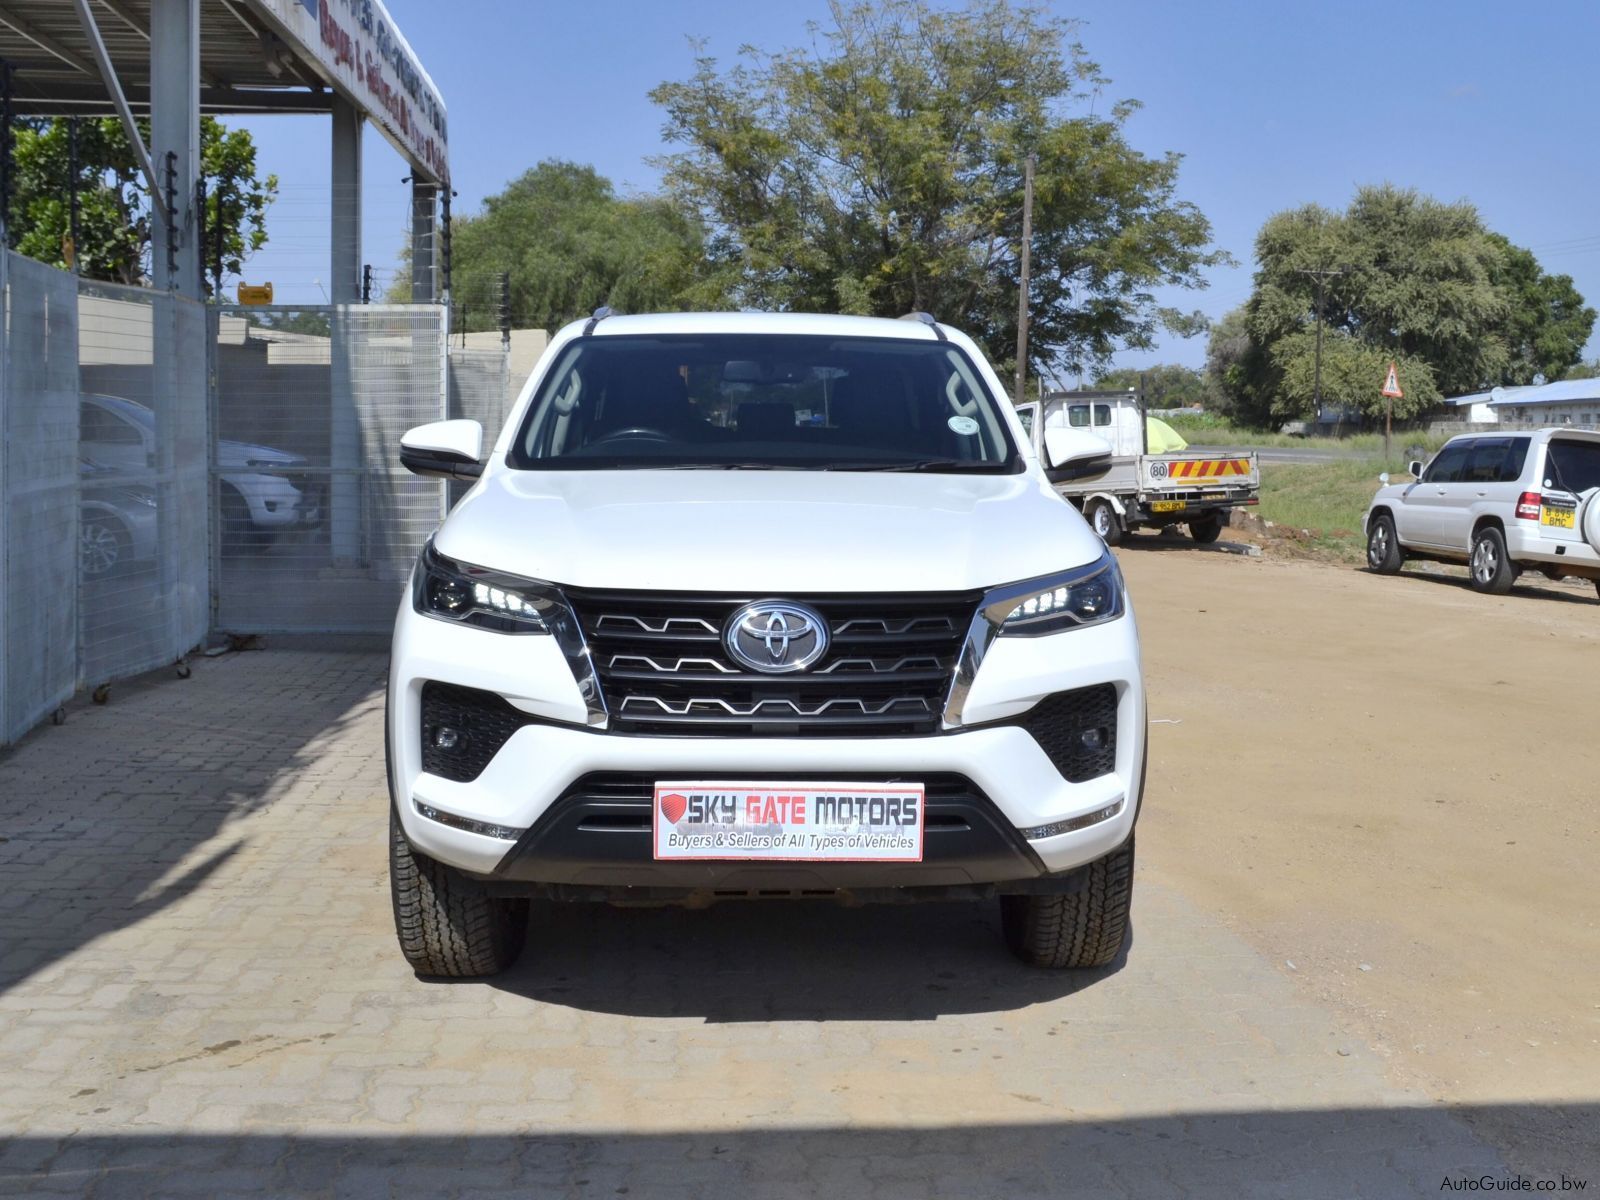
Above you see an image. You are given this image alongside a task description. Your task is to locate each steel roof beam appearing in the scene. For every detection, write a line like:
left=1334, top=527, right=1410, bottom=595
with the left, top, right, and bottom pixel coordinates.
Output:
left=0, top=3, right=97, bottom=74
left=70, top=0, right=168, bottom=225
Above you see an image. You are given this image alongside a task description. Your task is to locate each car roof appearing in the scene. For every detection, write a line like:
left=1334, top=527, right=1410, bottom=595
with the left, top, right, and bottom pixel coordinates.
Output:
left=562, top=311, right=947, bottom=342
left=1445, top=427, right=1600, bottom=445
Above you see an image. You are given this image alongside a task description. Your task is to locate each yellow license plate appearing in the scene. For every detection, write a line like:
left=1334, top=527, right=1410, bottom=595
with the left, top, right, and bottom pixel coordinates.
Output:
left=1151, top=500, right=1187, bottom=513
left=1541, top=507, right=1575, bottom=529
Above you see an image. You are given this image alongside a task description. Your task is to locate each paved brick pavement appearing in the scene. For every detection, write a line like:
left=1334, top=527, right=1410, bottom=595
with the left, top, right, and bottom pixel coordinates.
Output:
left=0, top=645, right=1521, bottom=1198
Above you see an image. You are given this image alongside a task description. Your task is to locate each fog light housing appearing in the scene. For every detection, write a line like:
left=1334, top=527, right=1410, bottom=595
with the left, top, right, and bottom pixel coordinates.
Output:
left=1018, top=797, right=1125, bottom=841
left=431, top=725, right=463, bottom=751
left=1078, top=726, right=1107, bottom=752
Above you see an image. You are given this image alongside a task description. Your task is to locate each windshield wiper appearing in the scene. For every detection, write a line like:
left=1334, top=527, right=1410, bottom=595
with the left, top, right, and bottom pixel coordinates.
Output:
left=826, top=459, right=1001, bottom=472
left=647, top=462, right=785, bottom=470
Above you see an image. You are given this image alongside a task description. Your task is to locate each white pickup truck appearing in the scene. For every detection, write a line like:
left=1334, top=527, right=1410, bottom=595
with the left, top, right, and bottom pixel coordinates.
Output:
left=1015, top=391, right=1260, bottom=544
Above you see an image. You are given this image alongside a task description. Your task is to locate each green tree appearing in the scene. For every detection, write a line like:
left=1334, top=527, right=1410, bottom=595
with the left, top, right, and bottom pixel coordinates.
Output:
left=1093, top=363, right=1206, bottom=408
left=1562, top=359, right=1600, bottom=380
left=425, top=161, right=714, bottom=331
left=649, top=0, right=1228, bottom=376
left=1224, top=184, right=1600, bottom=424
left=1484, top=233, right=1595, bottom=385
left=1202, top=305, right=1259, bottom=420
left=9, top=117, right=276, bottom=293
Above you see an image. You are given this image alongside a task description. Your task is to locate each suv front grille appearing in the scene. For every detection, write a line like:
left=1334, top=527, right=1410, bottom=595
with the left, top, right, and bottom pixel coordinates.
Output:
left=563, top=588, right=981, bottom=736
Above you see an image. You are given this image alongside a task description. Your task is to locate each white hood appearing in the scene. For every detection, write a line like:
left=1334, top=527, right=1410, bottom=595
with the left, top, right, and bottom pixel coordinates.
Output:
left=435, top=468, right=1102, bottom=593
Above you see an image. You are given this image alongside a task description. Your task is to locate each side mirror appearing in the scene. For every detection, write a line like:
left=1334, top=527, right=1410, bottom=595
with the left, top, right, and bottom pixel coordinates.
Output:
left=1408, top=460, right=1424, bottom=480
left=400, top=419, right=484, bottom=480
left=1043, top=428, right=1113, bottom=483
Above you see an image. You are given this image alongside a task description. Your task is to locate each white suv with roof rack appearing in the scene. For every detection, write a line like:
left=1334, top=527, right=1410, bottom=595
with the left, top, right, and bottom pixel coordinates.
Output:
left=1363, top=428, right=1600, bottom=597
left=386, top=310, right=1146, bottom=977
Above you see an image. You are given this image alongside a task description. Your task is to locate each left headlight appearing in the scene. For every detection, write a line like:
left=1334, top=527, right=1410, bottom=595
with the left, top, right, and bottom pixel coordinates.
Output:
left=413, top=539, right=556, bottom=634
left=992, top=553, right=1125, bottom=637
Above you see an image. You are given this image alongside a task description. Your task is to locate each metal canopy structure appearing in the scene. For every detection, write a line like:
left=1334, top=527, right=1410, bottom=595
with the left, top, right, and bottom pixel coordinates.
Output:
left=0, top=0, right=449, bottom=302
left=0, top=0, right=338, bottom=113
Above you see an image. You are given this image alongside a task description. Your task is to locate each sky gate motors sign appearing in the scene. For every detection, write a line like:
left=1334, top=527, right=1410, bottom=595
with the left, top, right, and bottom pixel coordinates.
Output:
left=653, top=782, right=925, bottom=862
left=257, top=0, right=449, bottom=183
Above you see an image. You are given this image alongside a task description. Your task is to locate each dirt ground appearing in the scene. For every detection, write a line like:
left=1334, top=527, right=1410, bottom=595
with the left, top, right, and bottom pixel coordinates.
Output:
left=1121, top=538, right=1600, bottom=1173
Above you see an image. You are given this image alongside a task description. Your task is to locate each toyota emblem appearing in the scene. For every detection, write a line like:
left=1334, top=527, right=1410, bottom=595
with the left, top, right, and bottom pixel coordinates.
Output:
left=723, top=601, right=829, bottom=674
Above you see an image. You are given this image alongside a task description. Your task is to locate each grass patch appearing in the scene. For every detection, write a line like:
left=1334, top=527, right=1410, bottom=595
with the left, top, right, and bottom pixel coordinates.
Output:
left=1256, top=458, right=1410, bottom=560
left=1164, top=413, right=1451, bottom=456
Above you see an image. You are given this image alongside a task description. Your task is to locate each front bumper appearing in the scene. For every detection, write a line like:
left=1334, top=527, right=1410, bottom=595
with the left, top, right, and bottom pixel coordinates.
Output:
left=389, top=594, right=1145, bottom=887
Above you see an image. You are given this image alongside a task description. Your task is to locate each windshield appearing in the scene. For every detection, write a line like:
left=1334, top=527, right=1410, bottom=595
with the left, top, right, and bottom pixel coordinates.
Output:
left=508, top=333, right=1021, bottom=472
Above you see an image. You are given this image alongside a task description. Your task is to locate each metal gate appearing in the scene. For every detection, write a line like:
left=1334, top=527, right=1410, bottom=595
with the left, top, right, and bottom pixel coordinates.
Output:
left=211, top=304, right=456, bottom=634
left=0, top=253, right=79, bottom=743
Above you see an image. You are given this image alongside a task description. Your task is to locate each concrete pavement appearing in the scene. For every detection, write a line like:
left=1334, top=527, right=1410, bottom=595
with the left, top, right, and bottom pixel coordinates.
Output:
left=0, top=644, right=1516, bottom=1198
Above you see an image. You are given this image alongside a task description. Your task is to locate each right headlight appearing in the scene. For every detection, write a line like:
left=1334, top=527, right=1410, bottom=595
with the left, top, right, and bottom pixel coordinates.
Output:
left=992, top=553, right=1125, bottom=637
left=413, top=539, right=558, bottom=634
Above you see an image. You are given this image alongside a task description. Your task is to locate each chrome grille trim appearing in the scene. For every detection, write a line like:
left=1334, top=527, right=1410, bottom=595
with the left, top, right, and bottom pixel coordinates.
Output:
left=608, top=654, right=736, bottom=674
left=565, top=586, right=982, bottom=736
left=618, top=695, right=931, bottom=719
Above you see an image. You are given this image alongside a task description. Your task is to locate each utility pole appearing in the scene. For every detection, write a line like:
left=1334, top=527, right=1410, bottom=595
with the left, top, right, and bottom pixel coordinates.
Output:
left=1014, top=154, right=1035, bottom=404
left=1294, top=266, right=1347, bottom=422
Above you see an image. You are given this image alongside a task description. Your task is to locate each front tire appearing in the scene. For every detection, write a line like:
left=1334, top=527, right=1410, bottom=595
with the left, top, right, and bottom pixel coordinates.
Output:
left=1085, top=498, right=1123, bottom=547
left=1001, top=835, right=1134, bottom=969
left=1469, top=526, right=1515, bottom=595
left=390, top=807, right=528, bottom=978
left=1366, top=514, right=1404, bottom=574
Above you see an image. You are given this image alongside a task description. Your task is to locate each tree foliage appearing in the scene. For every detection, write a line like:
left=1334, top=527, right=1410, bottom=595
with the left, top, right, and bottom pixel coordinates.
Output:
left=1214, top=185, right=1595, bottom=426
left=9, top=117, right=276, bottom=292
left=432, top=161, right=715, bottom=331
left=1093, top=363, right=1206, bottom=408
left=1484, top=233, right=1595, bottom=385
left=649, top=0, right=1227, bottom=376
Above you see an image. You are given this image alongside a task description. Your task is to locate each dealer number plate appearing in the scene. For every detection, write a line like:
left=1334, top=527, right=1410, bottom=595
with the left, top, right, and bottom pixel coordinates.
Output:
left=1151, top=499, right=1187, bottom=513
left=653, top=781, right=925, bottom=862
left=1541, top=506, right=1575, bottom=529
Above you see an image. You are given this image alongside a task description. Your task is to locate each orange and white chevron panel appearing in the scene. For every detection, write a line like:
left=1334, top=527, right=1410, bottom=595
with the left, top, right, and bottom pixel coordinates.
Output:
left=1164, top=458, right=1250, bottom=480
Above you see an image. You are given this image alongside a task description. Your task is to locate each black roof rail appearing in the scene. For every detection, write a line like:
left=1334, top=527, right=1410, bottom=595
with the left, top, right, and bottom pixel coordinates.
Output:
left=898, top=311, right=947, bottom=341
left=582, top=305, right=617, bottom=336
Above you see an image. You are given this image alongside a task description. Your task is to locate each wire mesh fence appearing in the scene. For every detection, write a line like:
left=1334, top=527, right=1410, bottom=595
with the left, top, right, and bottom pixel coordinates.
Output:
left=1, top=252, right=80, bottom=744
left=211, top=305, right=452, bottom=634
left=77, top=281, right=210, bottom=688
left=1, top=261, right=487, bottom=744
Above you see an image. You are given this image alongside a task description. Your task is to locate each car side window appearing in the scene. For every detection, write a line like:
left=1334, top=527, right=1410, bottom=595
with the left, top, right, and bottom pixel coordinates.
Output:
left=1093, top=404, right=1111, bottom=427
left=81, top=404, right=143, bottom=445
left=1067, top=404, right=1090, bottom=428
left=1501, top=437, right=1530, bottom=482
left=1423, top=442, right=1469, bottom=483
left=1463, top=439, right=1510, bottom=484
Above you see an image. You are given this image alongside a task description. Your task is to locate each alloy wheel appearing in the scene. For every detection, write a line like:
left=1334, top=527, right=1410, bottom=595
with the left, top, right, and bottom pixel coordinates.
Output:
left=81, top=521, right=121, bottom=577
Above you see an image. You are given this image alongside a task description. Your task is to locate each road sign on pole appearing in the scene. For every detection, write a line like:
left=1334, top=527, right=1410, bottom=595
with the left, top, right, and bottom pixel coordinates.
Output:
left=1381, top=361, right=1403, bottom=461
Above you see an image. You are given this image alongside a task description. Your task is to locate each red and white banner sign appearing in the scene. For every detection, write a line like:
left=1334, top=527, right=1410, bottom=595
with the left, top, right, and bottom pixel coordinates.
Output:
left=653, top=782, right=925, bottom=862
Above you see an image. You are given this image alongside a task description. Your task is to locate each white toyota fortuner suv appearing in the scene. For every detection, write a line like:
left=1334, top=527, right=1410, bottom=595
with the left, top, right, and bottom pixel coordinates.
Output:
left=388, top=311, right=1145, bottom=977
left=1363, top=428, right=1600, bottom=597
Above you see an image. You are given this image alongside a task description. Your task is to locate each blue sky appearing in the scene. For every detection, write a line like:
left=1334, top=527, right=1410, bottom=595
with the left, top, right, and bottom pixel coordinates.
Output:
left=237, top=0, right=1600, bottom=372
